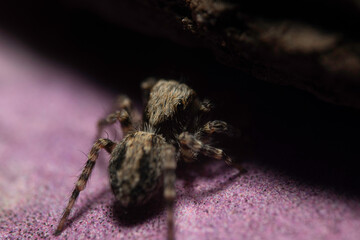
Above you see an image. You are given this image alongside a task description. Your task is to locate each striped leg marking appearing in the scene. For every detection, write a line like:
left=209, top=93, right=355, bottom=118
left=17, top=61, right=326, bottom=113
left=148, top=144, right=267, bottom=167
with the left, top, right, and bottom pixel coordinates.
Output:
left=54, top=138, right=115, bottom=235
left=195, top=120, right=229, bottom=142
left=96, top=109, right=134, bottom=138
left=179, top=132, right=232, bottom=166
left=162, top=145, right=177, bottom=240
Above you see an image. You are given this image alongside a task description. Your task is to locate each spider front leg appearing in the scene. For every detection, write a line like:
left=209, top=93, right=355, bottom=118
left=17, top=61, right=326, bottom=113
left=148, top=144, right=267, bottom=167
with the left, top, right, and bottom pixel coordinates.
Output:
left=96, top=95, right=137, bottom=138
left=162, top=145, right=177, bottom=240
left=179, top=132, right=244, bottom=171
left=199, top=99, right=213, bottom=113
left=179, top=132, right=234, bottom=165
left=140, top=77, right=157, bottom=106
left=113, top=94, right=133, bottom=113
left=54, top=138, right=116, bottom=235
left=196, top=120, right=240, bottom=141
left=195, top=120, right=229, bottom=143
left=96, top=109, right=134, bottom=138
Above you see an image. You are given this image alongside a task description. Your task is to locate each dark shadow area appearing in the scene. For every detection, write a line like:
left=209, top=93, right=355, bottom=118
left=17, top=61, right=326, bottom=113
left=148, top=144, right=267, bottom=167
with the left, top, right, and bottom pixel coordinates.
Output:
left=199, top=67, right=360, bottom=196
left=1, top=2, right=360, bottom=199
left=226, top=0, right=360, bottom=40
left=176, top=159, right=244, bottom=201
left=109, top=160, right=243, bottom=227
left=110, top=191, right=164, bottom=227
left=0, top=1, right=209, bottom=98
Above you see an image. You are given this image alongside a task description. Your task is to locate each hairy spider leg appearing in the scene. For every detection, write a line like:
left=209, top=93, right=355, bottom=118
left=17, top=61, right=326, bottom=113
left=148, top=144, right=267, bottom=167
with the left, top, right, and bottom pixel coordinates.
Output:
left=97, top=108, right=134, bottom=139
left=178, top=132, right=232, bottom=166
left=113, top=94, right=133, bottom=112
left=96, top=94, right=136, bottom=138
left=140, top=77, right=157, bottom=106
left=162, top=145, right=177, bottom=240
left=195, top=120, right=230, bottom=143
left=55, top=138, right=116, bottom=235
left=199, top=99, right=213, bottom=113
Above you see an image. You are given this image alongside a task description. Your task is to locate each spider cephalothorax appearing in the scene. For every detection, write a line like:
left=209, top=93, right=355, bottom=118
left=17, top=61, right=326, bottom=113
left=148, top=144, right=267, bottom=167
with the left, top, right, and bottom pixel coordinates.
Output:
left=55, top=79, right=240, bottom=240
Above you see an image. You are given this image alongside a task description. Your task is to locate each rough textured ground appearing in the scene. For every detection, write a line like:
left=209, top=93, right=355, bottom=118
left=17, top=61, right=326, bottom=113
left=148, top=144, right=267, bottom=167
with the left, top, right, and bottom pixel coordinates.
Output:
left=1, top=35, right=360, bottom=240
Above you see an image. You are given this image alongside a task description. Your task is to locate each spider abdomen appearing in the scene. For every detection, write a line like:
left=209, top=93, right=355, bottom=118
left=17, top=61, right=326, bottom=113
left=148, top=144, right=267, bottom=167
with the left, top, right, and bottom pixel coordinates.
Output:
left=108, top=131, right=165, bottom=207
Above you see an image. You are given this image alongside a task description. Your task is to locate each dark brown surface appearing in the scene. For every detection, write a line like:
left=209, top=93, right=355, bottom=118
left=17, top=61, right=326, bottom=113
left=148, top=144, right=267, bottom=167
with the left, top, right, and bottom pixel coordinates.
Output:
left=61, top=0, right=360, bottom=109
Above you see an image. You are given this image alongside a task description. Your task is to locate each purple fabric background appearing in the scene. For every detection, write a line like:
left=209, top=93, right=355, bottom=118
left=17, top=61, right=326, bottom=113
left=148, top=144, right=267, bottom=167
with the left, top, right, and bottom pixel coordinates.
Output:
left=1, top=35, right=360, bottom=240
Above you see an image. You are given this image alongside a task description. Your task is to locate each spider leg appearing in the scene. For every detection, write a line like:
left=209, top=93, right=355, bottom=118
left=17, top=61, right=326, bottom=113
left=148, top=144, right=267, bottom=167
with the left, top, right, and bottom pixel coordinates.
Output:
left=190, top=99, right=214, bottom=132
left=199, top=99, right=213, bottom=113
left=195, top=120, right=229, bottom=143
left=54, top=138, right=116, bottom=236
left=162, top=145, right=177, bottom=240
left=140, top=77, right=157, bottom=106
left=96, top=109, right=134, bottom=138
left=96, top=95, right=138, bottom=138
left=179, top=132, right=233, bottom=166
left=113, top=94, right=133, bottom=113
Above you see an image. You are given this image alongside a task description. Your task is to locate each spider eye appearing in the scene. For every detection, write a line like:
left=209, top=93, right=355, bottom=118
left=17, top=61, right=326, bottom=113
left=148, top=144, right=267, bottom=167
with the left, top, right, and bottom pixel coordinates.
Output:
left=177, top=102, right=184, bottom=110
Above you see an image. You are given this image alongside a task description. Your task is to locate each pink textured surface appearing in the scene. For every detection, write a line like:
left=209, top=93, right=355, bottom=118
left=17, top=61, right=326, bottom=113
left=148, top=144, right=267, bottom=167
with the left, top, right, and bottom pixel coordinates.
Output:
left=1, top=35, right=360, bottom=240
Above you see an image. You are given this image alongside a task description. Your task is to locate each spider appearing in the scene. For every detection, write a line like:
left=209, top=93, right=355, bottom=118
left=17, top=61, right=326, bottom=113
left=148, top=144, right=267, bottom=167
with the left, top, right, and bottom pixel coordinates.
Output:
left=55, top=78, right=241, bottom=240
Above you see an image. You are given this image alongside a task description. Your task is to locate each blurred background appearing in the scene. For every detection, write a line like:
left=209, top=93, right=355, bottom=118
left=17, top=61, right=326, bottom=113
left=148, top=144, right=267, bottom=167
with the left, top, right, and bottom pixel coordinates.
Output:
left=1, top=0, right=359, bottom=192
left=1, top=1, right=360, bottom=238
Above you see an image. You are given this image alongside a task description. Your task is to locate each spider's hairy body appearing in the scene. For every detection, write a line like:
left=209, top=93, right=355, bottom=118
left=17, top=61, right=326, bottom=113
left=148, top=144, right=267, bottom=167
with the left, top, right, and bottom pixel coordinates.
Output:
left=145, top=80, right=195, bottom=124
left=144, top=80, right=201, bottom=141
left=55, top=79, right=240, bottom=240
left=108, top=131, right=167, bottom=207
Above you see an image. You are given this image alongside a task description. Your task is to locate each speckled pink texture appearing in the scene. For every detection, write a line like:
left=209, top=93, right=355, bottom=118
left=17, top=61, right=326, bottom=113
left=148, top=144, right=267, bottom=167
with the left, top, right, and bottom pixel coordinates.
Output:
left=1, top=35, right=360, bottom=240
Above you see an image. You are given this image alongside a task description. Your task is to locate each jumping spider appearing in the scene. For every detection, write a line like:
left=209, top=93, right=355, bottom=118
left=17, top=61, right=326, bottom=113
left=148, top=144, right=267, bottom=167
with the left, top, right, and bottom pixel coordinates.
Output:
left=55, top=79, right=241, bottom=240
